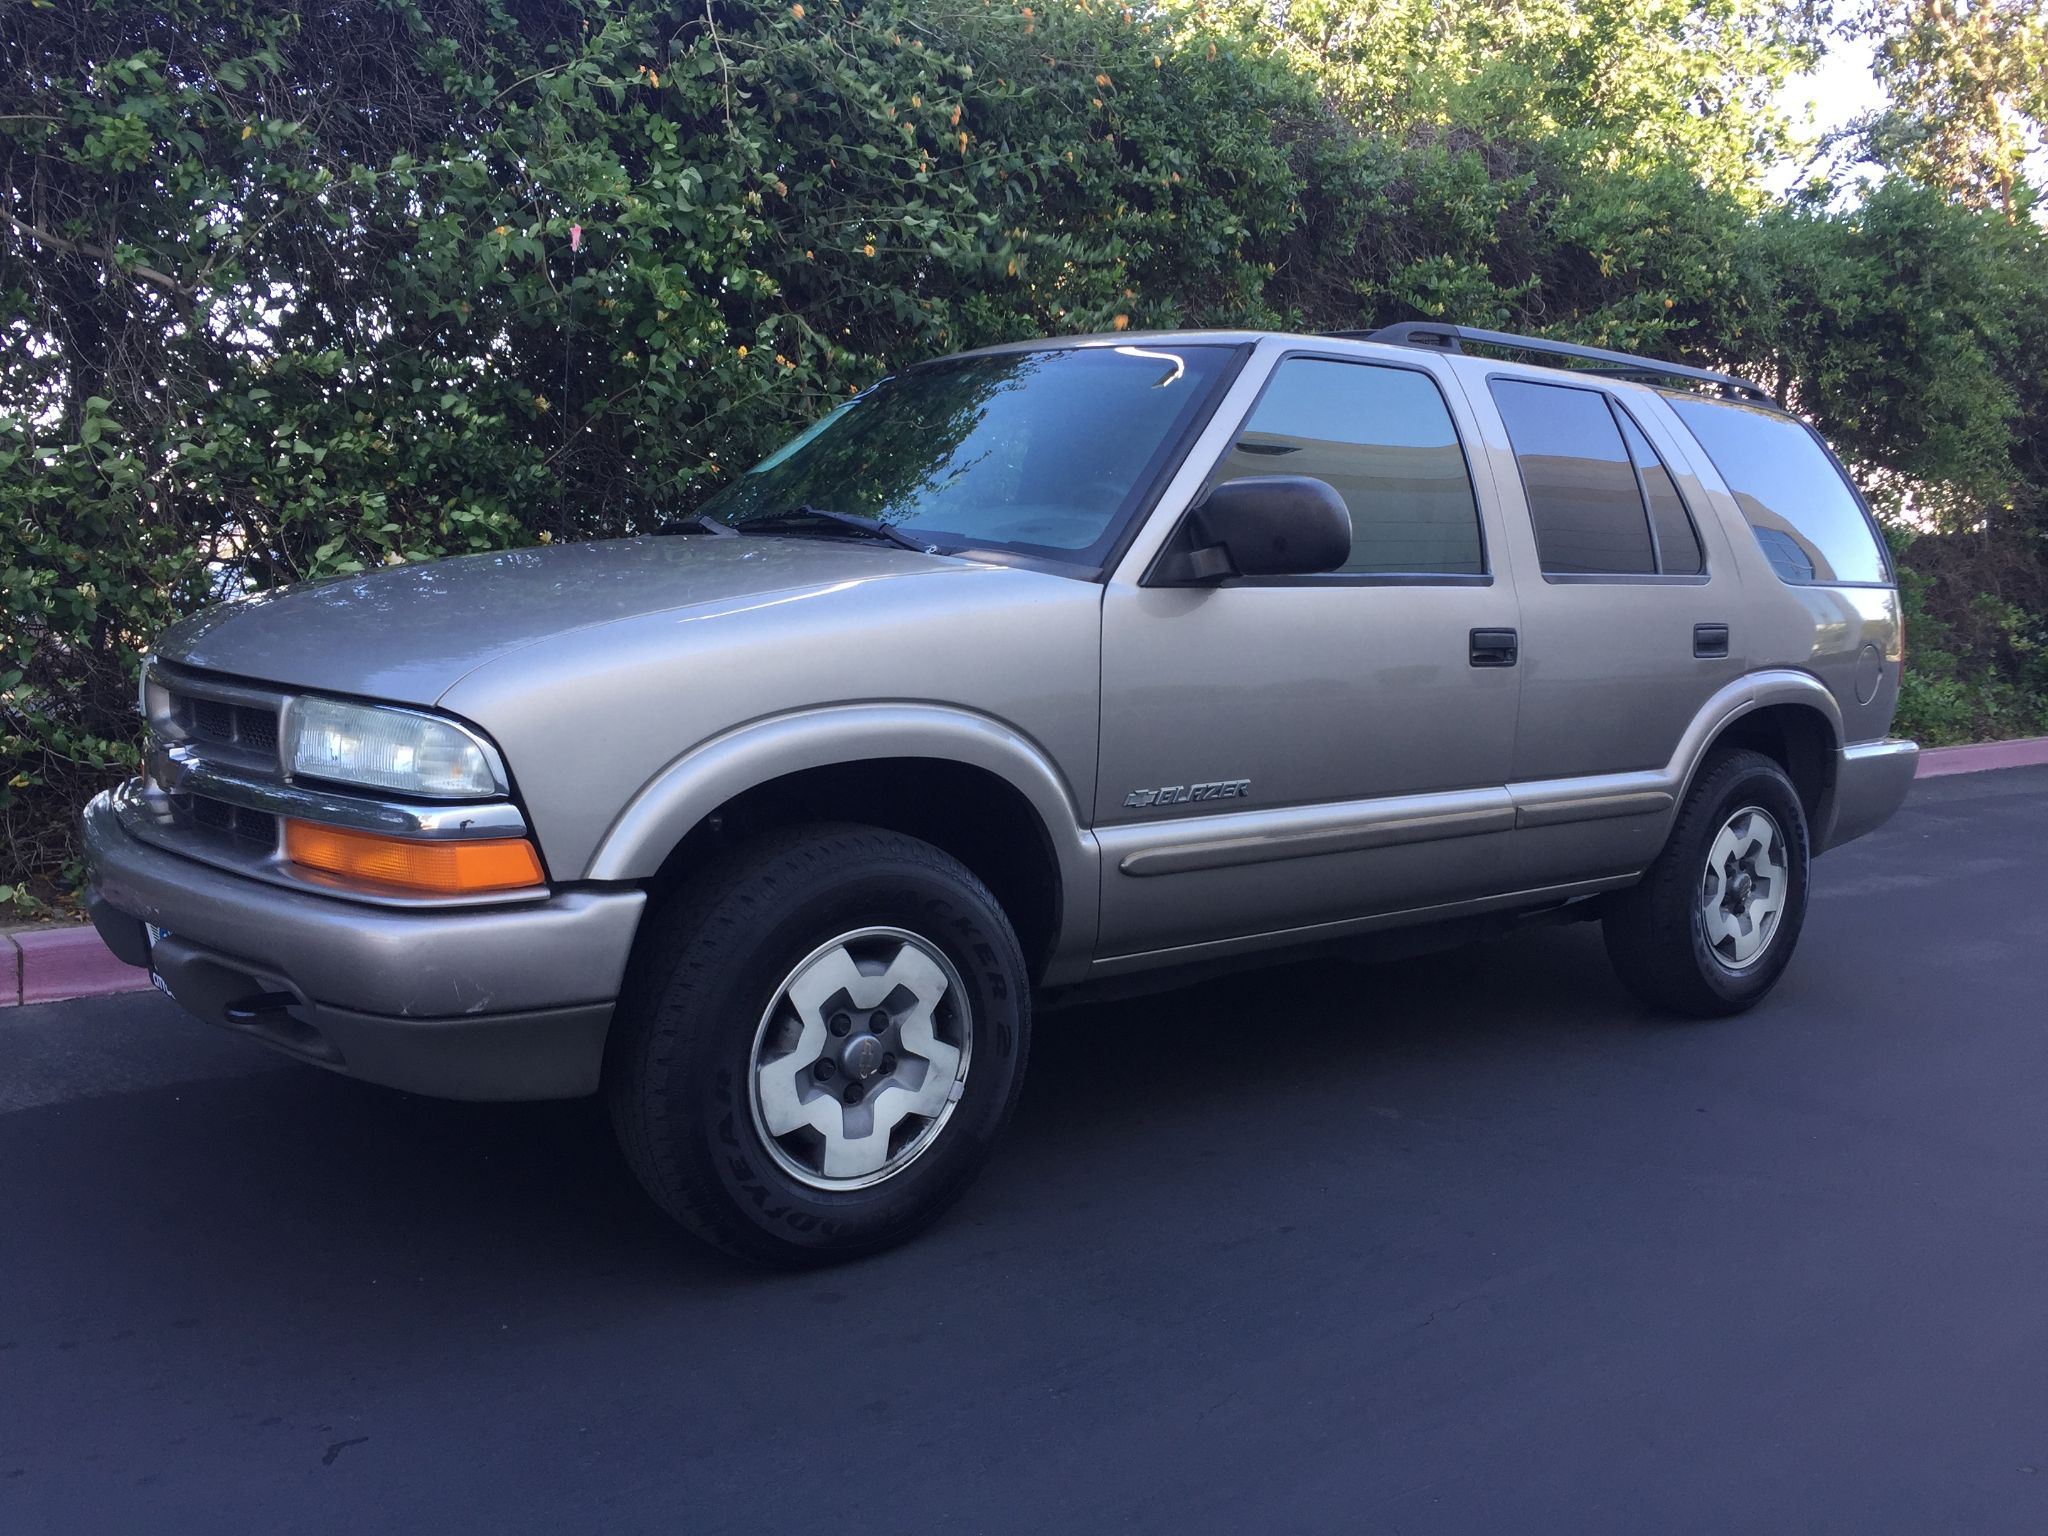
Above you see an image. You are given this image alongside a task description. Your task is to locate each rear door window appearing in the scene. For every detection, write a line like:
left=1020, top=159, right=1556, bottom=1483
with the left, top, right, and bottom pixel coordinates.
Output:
left=1214, top=358, right=1484, bottom=575
left=1665, top=397, right=1888, bottom=585
left=1614, top=408, right=1704, bottom=576
left=1489, top=380, right=1655, bottom=574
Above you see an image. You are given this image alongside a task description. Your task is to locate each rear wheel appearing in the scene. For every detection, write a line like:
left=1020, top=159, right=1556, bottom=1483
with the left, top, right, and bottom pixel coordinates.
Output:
left=607, top=823, right=1031, bottom=1265
left=1603, top=749, right=1810, bottom=1017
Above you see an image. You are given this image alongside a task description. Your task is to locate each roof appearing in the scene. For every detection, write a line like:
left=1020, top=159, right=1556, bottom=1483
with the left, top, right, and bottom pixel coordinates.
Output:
left=940, top=324, right=1775, bottom=407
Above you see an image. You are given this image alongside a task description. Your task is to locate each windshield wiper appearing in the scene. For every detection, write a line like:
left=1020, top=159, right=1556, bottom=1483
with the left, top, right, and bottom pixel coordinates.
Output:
left=653, top=513, right=738, bottom=537
left=744, top=505, right=936, bottom=554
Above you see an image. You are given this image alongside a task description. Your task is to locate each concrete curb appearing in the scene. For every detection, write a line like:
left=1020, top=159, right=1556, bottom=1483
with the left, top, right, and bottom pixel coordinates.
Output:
left=1914, top=736, right=2048, bottom=779
left=1, top=923, right=149, bottom=1009
left=6, top=735, right=2044, bottom=1009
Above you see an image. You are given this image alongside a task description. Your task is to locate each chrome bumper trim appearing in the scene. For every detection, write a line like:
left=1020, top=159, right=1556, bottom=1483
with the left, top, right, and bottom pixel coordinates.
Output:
left=117, top=776, right=546, bottom=910
left=83, top=788, right=644, bottom=1019
left=145, top=744, right=528, bottom=839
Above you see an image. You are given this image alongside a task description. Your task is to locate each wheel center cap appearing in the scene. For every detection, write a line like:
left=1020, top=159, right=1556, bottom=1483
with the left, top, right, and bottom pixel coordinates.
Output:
left=1730, top=873, right=1754, bottom=909
left=839, top=1033, right=886, bottom=1081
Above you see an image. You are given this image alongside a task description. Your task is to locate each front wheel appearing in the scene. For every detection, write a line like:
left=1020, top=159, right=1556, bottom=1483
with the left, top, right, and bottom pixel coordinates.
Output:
left=606, top=824, right=1031, bottom=1266
left=1603, top=749, right=1811, bottom=1017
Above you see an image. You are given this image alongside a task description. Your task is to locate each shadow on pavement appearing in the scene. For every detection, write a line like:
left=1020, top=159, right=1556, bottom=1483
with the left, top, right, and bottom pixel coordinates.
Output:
left=7, top=921, right=1634, bottom=1303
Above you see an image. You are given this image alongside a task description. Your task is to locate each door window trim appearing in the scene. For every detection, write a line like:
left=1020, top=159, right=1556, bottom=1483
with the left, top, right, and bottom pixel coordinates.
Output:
left=1077, top=341, right=1259, bottom=583
left=1610, top=397, right=1709, bottom=580
left=1143, top=347, right=1495, bottom=588
left=1482, top=370, right=1716, bottom=587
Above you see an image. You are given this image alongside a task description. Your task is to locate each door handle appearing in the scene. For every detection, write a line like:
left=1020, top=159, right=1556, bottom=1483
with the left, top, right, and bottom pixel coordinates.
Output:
left=1469, top=628, right=1519, bottom=668
left=1694, top=623, right=1730, bottom=659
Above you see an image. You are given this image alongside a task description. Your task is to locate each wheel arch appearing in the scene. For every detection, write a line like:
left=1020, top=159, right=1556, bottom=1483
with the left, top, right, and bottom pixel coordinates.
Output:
left=585, top=705, right=1099, bottom=984
left=1678, top=671, right=1843, bottom=836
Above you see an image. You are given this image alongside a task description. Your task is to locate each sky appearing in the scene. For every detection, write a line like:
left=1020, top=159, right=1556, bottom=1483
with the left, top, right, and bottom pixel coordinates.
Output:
left=1784, top=30, right=1886, bottom=134
left=1767, top=26, right=1885, bottom=195
left=1769, top=12, right=2048, bottom=202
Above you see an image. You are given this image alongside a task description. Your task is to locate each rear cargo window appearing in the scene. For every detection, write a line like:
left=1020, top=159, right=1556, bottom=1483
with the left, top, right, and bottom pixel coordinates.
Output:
left=1665, top=398, right=1887, bottom=585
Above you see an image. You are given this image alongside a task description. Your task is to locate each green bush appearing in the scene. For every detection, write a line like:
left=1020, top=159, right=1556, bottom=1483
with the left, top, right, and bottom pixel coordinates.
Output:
left=4, top=0, right=2046, bottom=910
left=1, top=0, right=1318, bottom=905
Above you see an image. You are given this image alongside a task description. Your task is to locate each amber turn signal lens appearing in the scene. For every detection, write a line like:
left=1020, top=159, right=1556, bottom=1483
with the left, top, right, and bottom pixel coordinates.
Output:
left=283, top=820, right=544, bottom=896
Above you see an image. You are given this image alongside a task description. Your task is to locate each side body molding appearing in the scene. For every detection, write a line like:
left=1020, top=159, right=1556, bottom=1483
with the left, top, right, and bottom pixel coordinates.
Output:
left=1506, top=669, right=1845, bottom=825
left=583, top=704, right=1101, bottom=985
left=1091, top=668, right=1848, bottom=977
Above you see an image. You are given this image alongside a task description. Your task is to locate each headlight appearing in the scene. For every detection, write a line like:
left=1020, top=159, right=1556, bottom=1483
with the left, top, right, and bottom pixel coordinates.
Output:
left=285, top=697, right=506, bottom=799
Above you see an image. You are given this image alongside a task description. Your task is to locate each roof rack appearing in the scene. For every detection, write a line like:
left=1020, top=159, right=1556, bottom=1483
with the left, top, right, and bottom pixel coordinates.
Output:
left=1330, top=322, right=1774, bottom=405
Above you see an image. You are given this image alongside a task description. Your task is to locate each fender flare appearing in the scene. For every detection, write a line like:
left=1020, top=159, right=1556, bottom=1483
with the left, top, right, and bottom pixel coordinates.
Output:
left=1668, top=669, right=1843, bottom=806
left=583, top=703, right=1101, bottom=983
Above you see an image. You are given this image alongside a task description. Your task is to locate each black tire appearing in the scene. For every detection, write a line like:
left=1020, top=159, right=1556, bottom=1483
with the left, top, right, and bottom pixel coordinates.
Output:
left=606, top=823, right=1031, bottom=1266
left=1603, top=749, right=1811, bottom=1017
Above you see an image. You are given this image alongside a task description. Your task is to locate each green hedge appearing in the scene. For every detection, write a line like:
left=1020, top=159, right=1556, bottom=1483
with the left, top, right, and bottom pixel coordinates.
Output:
left=4, top=0, right=2045, bottom=910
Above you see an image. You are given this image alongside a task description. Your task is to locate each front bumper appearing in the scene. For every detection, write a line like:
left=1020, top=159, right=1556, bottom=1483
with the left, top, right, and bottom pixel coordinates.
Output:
left=83, top=786, right=646, bottom=1099
left=1818, top=738, right=1919, bottom=853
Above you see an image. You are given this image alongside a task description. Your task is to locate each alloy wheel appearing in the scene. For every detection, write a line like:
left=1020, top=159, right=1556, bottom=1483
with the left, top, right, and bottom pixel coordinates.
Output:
left=1699, top=805, right=1789, bottom=969
left=747, top=926, right=972, bottom=1191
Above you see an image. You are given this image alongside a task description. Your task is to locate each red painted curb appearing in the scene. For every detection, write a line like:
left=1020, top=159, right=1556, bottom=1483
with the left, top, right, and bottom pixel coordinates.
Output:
left=1915, top=736, right=2048, bottom=779
left=5, top=924, right=150, bottom=1008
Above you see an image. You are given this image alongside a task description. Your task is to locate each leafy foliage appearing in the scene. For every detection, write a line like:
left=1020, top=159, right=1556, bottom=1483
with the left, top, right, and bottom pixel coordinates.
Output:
left=3, top=0, right=2046, bottom=908
left=1854, top=0, right=2047, bottom=219
left=1200, top=0, right=1828, bottom=196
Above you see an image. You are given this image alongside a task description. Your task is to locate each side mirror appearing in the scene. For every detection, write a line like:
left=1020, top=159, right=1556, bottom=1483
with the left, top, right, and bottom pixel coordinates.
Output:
left=1154, top=475, right=1352, bottom=583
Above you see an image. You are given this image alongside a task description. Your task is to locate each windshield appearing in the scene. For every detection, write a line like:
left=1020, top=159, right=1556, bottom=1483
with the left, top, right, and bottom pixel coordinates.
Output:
left=698, top=344, right=1239, bottom=564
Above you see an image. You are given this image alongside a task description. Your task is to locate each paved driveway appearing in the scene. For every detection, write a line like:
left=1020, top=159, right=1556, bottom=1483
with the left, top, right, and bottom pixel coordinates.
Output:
left=4, top=767, right=2046, bottom=1534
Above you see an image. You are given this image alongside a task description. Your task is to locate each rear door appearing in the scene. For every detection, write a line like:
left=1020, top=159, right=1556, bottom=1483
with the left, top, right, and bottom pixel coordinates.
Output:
left=1457, top=369, right=1745, bottom=882
left=1093, top=348, right=1522, bottom=962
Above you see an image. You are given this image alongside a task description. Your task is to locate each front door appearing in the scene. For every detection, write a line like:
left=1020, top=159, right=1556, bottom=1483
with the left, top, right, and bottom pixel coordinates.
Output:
left=1093, top=351, right=1522, bottom=963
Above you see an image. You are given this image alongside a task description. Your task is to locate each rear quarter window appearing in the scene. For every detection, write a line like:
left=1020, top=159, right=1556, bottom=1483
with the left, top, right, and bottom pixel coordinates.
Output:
left=1666, top=398, right=1888, bottom=585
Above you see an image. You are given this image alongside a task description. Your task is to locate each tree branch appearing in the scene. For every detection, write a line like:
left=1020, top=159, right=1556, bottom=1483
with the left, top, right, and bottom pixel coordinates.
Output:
left=2, top=210, right=196, bottom=299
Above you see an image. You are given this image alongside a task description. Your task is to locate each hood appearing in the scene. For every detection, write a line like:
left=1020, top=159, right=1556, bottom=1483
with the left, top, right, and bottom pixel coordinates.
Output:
left=155, top=535, right=972, bottom=706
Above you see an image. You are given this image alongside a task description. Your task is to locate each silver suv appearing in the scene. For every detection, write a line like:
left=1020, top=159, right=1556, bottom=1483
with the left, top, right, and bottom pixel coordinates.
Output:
left=84, top=324, right=1918, bottom=1263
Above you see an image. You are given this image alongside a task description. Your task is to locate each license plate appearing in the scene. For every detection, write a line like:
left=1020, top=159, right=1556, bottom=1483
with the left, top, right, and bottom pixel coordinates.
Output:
left=146, top=925, right=172, bottom=995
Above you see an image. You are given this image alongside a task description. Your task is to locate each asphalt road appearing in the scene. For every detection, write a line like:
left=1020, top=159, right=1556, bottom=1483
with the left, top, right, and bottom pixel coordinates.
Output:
left=5, top=766, right=2047, bottom=1535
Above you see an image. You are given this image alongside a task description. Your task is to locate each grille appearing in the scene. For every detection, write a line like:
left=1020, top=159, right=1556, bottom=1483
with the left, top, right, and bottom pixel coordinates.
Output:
left=236, top=708, right=278, bottom=753
left=143, top=667, right=290, bottom=857
left=191, top=696, right=232, bottom=740
left=177, top=692, right=281, bottom=756
left=178, top=792, right=279, bottom=850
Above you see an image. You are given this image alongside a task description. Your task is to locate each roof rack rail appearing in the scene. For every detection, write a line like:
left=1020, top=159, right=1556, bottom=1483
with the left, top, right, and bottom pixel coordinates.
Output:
left=1331, top=322, right=1774, bottom=405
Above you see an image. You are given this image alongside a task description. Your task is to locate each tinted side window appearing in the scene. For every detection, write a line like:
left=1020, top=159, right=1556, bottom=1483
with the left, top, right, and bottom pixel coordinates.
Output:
left=1215, top=359, right=1483, bottom=575
left=1615, top=409, right=1704, bottom=575
left=1490, top=379, right=1654, bottom=574
left=1666, top=398, right=1887, bottom=585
